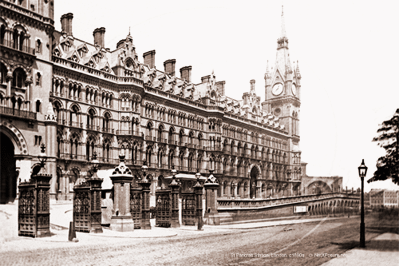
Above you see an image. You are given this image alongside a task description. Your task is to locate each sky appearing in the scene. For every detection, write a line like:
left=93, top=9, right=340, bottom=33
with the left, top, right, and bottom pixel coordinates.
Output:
left=54, top=0, right=399, bottom=192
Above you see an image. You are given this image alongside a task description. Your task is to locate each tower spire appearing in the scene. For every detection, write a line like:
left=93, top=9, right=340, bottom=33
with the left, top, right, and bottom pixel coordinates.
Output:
left=281, top=5, right=286, bottom=38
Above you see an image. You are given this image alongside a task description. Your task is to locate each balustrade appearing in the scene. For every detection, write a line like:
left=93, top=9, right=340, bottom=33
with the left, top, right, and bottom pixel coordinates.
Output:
left=217, top=192, right=360, bottom=210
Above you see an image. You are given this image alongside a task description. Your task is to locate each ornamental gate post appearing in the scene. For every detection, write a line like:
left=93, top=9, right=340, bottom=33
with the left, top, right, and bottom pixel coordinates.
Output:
left=88, top=178, right=103, bottom=233
left=139, top=181, right=151, bottom=229
left=18, top=174, right=51, bottom=237
left=109, top=155, right=134, bottom=232
left=204, top=170, right=220, bottom=225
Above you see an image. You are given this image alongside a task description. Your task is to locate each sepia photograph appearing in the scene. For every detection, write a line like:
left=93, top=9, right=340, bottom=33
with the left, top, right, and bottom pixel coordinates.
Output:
left=0, top=0, right=398, bottom=265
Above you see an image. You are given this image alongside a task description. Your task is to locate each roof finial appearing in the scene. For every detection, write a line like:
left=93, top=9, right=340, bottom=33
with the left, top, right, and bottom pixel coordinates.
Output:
left=129, top=26, right=131, bottom=35
left=282, top=5, right=284, bottom=16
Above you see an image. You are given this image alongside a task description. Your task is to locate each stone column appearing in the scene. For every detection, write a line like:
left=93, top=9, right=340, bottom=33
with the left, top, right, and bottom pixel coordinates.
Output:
left=6, top=71, right=12, bottom=108
left=109, top=155, right=134, bottom=232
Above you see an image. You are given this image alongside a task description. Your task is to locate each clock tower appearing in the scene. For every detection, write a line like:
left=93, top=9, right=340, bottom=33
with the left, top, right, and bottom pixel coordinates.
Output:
left=262, top=6, right=302, bottom=161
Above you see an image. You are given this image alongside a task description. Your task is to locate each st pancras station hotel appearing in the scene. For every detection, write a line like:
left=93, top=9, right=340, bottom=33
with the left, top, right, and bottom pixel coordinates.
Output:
left=0, top=0, right=343, bottom=212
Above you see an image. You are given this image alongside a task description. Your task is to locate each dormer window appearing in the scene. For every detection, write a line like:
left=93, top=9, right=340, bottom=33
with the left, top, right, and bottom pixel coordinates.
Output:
left=77, top=45, right=88, bottom=57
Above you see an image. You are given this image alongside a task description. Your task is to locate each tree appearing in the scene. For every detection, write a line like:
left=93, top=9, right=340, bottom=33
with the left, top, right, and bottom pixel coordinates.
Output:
left=368, top=108, right=399, bottom=185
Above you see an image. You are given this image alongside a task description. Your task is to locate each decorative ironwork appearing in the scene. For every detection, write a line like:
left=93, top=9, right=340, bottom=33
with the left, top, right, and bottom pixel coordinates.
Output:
left=18, top=174, right=51, bottom=237
left=182, top=193, right=196, bottom=225
left=74, top=187, right=91, bottom=232
left=155, top=190, right=171, bottom=227
left=130, top=188, right=142, bottom=229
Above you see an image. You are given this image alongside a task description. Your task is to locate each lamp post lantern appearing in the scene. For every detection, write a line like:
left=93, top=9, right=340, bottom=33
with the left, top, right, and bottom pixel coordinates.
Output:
left=91, top=151, right=100, bottom=179
left=358, top=159, right=368, bottom=248
left=38, top=143, right=48, bottom=174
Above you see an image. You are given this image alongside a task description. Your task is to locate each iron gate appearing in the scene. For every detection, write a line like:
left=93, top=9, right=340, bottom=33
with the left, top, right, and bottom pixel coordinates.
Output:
left=18, top=174, right=51, bottom=237
left=182, top=193, right=196, bottom=225
left=73, top=185, right=91, bottom=232
left=155, top=190, right=171, bottom=227
left=130, top=188, right=142, bottom=229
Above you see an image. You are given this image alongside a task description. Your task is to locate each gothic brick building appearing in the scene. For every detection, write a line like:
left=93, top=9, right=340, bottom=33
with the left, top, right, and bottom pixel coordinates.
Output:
left=0, top=1, right=306, bottom=204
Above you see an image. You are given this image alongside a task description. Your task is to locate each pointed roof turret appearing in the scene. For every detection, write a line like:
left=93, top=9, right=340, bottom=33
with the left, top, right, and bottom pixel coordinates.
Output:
left=296, top=60, right=301, bottom=78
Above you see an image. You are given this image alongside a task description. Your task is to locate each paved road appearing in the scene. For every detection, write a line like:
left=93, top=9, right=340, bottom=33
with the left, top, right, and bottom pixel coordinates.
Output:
left=0, top=216, right=385, bottom=266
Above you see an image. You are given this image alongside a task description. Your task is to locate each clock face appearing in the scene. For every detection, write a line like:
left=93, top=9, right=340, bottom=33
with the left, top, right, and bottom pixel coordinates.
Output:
left=272, top=83, right=283, bottom=96
left=292, top=84, right=297, bottom=96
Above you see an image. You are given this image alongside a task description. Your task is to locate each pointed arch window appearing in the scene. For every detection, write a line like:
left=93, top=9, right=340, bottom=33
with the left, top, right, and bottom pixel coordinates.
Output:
left=168, top=150, right=174, bottom=169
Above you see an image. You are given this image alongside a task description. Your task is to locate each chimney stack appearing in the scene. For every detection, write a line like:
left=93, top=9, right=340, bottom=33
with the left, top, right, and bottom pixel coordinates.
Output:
left=60, top=13, right=74, bottom=36
left=216, top=81, right=226, bottom=96
left=143, top=50, right=156, bottom=69
left=250, top=79, right=256, bottom=92
left=180, top=66, right=192, bottom=82
left=163, top=59, right=176, bottom=76
left=93, top=27, right=106, bottom=47
left=201, top=75, right=210, bottom=83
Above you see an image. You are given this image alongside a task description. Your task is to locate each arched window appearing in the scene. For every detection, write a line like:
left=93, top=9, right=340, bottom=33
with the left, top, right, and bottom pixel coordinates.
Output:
left=103, top=112, right=110, bottom=131
left=12, top=68, right=25, bottom=88
left=188, top=153, right=193, bottom=171
left=158, top=125, right=163, bottom=142
left=158, top=149, right=163, bottom=168
left=168, top=150, right=174, bottom=169
left=179, top=130, right=184, bottom=146
left=87, top=109, right=95, bottom=129
left=146, top=146, right=152, bottom=166
left=103, top=142, right=110, bottom=162
left=169, top=127, right=174, bottom=144
left=70, top=105, right=79, bottom=126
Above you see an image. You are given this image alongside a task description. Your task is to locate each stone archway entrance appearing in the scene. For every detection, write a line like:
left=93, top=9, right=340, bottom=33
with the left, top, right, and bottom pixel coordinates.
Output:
left=0, top=132, right=17, bottom=203
left=250, top=166, right=259, bottom=199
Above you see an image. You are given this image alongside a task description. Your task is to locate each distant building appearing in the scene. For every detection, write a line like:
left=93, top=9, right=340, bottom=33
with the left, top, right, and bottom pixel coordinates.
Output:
left=369, top=189, right=398, bottom=209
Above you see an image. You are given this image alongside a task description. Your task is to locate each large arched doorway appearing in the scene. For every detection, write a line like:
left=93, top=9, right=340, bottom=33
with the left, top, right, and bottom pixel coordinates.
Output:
left=0, top=132, right=17, bottom=204
left=250, top=166, right=259, bottom=199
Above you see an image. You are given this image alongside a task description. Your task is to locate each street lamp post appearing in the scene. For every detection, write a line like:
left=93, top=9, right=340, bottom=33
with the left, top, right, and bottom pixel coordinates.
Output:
left=358, top=159, right=368, bottom=248
left=194, top=170, right=204, bottom=230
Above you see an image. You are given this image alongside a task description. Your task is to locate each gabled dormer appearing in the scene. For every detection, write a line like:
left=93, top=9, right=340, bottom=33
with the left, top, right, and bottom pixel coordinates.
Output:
left=77, top=43, right=88, bottom=58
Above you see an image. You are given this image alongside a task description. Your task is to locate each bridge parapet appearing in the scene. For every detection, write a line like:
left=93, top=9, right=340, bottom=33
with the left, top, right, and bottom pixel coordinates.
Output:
left=217, top=192, right=359, bottom=210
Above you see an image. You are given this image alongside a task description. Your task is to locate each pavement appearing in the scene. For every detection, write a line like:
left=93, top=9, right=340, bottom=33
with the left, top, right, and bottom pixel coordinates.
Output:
left=1, top=201, right=398, bottom=265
